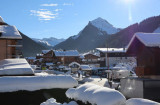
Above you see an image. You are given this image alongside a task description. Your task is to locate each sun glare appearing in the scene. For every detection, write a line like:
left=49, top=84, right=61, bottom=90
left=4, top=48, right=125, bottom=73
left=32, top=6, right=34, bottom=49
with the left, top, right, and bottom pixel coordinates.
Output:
left=124, top=0, right=134, bottom=4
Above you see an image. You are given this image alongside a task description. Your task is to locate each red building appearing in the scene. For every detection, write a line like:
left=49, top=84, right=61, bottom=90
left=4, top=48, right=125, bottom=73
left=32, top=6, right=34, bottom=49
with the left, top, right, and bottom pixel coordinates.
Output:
left=127, top=32, right=160, bottom=76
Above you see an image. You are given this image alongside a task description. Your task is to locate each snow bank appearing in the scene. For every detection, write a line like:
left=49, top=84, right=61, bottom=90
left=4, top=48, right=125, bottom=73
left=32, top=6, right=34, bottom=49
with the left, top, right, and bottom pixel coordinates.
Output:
left=0, top=59, right=34, bottom=76
left=126, top=98, right=160, bottom=105
left=0, top=75, right=78, bottom=92
left=40, top=98, right=78, bottom=105
left=66, top=83, right=126, bottom=105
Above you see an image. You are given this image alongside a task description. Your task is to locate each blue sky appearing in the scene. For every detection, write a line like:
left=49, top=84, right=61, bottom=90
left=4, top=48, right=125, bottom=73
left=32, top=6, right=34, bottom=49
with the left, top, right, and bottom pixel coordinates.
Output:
left=0, top=0, right=160, bottom=39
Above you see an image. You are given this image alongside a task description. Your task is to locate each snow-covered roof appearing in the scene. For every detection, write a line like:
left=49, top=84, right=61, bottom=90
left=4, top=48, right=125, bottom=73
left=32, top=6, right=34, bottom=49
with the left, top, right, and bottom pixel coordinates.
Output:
left=0, top=16, right=4, bottom=23
left=96, top=48, right=126, bottom=53
left=0, top=25, right=22, bottom=39
left=0, top=59, right=34, bottom=76
left=46, top=63, right=54, bottom=66
left=154, top=26, right=160, bottom=33
left=42, top=50, right=50, bottom=54
left=127, top=33, right=160, bottom=51
left=69, top=62, right=80, bottom=67
left=37, top=53, right=43, bottom=56
left=80, top=65, right=92, bottom=70
left=66, top=83, right=126, bottom=105
left=54, top=50, right=79, bottom=57
left=26, top=57, right=36, bottom=60
left=0, top=75, right=78, bottom=92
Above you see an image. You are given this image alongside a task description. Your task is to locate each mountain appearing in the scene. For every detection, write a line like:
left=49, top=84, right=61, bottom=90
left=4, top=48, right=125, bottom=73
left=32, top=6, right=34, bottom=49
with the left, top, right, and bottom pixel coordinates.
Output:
left=54, top=17, right=120, bottom=52
left=20, top=32, right=48, bottom=57
left=32, top=37, right=65, bottom=47
left=54, top=16, right=160, bottom=52
left=90, top=17, right=120, bottom=34
left=101, top=15, right=160, bottom=48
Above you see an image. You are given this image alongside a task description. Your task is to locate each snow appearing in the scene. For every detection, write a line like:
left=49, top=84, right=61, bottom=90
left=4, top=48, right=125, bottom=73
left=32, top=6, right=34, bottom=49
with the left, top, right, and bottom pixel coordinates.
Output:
left=69, top=62, right=80, bottom=67
left=81, top=77, right=110, bottom=87
left=126, top=98, right=160, bottom=105
left=153, top=26, right=160, bottom=33
left=32, top=37, right=65, bottom=47
left=127, top=32, right=160, bottom=50
left=90, top=17, right=119, bottom=34
left=26, top=57, right=36, bottom=60
left=0, top=16, right=4, bottom=23
left=79, top=65, right=91, bottom=70
left=54, top=50, right=79, bottom=57
left=96, top=48, right=126, bottom=53
left=0, top=59, right=34, bottom=75
left=42, top=50, right=50, bottom=54
left=66, top=83, right=126, bottom=105
left=0, top=25, right=22, bottom=39
left=46, top=63, right=54, bottom=66
left=0, top=75, right=78, bottom=92
left=40, top=98, right=78, bottom=105
left=71, top=35, right=80, bottom=40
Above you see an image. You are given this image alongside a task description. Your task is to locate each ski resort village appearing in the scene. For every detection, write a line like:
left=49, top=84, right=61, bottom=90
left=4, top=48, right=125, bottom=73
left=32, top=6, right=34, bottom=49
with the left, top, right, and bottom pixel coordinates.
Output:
left=0, top=0, right=160, bottom=105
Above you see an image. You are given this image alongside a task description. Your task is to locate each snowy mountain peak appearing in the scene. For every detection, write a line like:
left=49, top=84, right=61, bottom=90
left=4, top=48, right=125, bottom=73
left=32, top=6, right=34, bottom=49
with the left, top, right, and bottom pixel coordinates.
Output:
left=0, top=16, right=4, bottom=23
left=32, top=37, right=65, bottom=47
left=90, top=17, right=119, bottom=34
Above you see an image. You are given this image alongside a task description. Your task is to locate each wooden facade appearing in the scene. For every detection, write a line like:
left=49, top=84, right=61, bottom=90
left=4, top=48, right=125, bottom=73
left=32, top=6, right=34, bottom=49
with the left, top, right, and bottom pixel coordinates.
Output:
left=127, top=37, right=160, bottom=76
left=83, top=53, right=99, bottom=64
left=0, top=39, right=22, bottom=60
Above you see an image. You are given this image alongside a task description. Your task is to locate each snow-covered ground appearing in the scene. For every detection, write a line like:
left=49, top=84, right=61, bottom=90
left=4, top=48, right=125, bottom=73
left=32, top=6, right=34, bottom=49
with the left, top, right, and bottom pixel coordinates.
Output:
left=40, top=98, right=78, bottom=105
left=66, top=83, right=126, bottom=105
left=126, top=98, right=160, bottom=105
left=0, top=75, right=78, bottom=92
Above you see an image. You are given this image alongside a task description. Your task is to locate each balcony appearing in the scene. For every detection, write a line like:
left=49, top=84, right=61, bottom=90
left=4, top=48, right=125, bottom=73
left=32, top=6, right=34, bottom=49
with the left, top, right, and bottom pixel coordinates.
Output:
left=7, top=45, right=23, bottom=47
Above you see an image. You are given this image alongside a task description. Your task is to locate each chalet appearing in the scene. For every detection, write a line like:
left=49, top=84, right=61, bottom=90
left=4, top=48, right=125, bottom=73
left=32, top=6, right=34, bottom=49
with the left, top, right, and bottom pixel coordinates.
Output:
left=83, top=53, right=100, bottom=64
left=39, top=50, right=80, bottom=65
left=53, top=50, right=80, bottom=65
left=126, top=32, right=160, bottom=76
left=41, top=50, right=56, bottom=63
left=96, top=48, right=136, bottom=67
left=0, top=17, right=22, bottom=60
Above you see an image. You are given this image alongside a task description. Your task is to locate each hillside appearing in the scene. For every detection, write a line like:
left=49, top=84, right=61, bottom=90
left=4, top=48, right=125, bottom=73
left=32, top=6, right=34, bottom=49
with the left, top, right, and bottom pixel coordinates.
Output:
left=20, top=32, right=47, bottom=57
left=103, top=15, right=160, bottom=48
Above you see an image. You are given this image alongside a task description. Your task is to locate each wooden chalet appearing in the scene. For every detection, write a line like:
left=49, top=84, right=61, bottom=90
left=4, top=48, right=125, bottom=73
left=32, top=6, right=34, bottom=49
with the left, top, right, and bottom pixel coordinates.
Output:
left=40, top=50, right=80, bottom=65
left=53, top=50, right=80, bottom=65
left=127, top=32, right=160, bottom=76
left=83, top=53, right=100, bottom=64
left=0, top=17, right=22, bottom=60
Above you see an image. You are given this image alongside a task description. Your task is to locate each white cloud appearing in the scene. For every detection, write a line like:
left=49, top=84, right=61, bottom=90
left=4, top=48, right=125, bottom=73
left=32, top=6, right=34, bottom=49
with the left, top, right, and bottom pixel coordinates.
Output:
left=63, top=3, right=74, bottom=6
left=41, top=4, right=58, bottom=7
left=54, top=9, right=62, bottom=12
left=30, top=9, right=58, bottom=21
